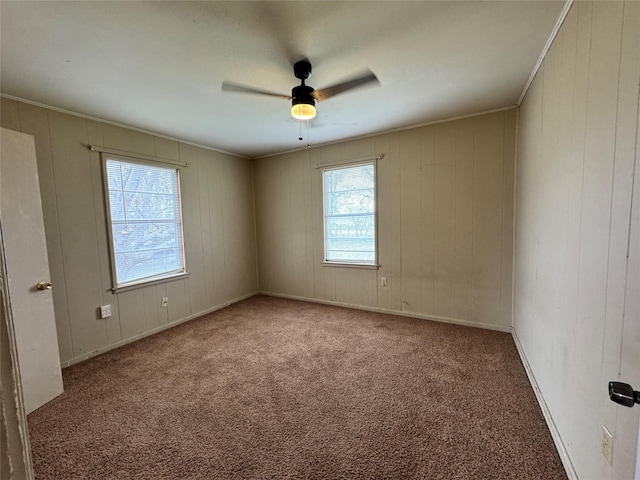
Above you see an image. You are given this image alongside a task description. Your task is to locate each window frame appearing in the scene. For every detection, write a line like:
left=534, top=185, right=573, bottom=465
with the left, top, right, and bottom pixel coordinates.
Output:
left=102, top=154, right=188, bottom=292
left=321, top=159, right=379, bottom=268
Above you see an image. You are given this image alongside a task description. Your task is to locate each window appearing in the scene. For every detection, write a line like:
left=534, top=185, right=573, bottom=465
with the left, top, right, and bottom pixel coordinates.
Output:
left=104, top=157, right=186, bottom=289
left=323, top=162, right=377, bottom=265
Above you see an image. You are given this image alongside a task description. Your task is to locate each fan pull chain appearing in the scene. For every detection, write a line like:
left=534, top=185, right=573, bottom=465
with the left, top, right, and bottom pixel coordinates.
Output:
left=297, top=119, right=311, bottom=148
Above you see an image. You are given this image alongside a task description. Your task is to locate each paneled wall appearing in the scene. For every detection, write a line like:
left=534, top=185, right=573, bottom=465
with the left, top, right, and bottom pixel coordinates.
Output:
left=254, top=109, right=516, bottom=331
left=1, top=98, right=258, bottom=365
left=514, top=2, right=639, bottom=479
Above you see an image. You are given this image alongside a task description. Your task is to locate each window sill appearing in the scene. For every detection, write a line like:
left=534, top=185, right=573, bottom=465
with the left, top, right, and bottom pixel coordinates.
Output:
left=321, top=262, right=380, bottom=270
left=111, top=272, right=190, bottom=293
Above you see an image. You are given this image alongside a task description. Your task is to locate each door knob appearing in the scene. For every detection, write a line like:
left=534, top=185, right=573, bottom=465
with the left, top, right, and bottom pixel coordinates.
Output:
left=608, top=382, right=640, bottom=408
left=36, top=281, right=52, bottom=290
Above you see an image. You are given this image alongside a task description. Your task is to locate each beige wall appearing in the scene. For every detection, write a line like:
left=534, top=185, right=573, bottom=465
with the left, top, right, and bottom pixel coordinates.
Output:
left=514, top=1, right=639, bottom=479
left=254, top=109, right=516, bottom=331
left=0, top=98, right=258, bottom=366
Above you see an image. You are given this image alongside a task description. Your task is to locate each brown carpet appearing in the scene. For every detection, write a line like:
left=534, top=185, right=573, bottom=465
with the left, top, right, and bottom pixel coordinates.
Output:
left=27, top=295, right=566, bottom=479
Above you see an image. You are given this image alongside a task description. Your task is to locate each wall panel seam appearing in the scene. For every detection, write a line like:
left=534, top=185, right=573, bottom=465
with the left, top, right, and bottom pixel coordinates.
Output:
left=511, top=108, right=520, bottom=328
left=617, top=0, right=640, bottom=374
left=470, top=120, right=476, bottom=323
left=571, top=2, right=593, bottom=354
left=44, top=109, right=76, bottom=356
left=500, top=113, right=505, bottom=326
left=599, top=2, right=627, bottom=372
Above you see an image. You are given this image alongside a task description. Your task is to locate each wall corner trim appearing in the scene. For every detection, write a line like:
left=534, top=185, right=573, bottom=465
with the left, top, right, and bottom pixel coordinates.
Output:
left=90, top=145, right=189, bottom=168
left=511, top=327, right=578, bottom=480
left=517, top=0, right=574, bottom=105
left=0, top=94, right=249, bottom=159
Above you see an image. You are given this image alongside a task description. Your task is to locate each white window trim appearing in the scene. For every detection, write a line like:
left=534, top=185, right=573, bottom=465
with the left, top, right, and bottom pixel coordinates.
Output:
left=91, top=145, right=189, bottom=168
left=111, top=271, right=190, bottom=294
left=321, top=159, right=380, bottom=269
left=321, top=261, right=379, bottom=270
left=102, top=154, right=188, bottom=292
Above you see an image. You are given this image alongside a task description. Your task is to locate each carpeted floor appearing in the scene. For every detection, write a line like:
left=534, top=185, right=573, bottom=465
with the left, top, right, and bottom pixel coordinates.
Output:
left=27, top=295, right=567, bottom=479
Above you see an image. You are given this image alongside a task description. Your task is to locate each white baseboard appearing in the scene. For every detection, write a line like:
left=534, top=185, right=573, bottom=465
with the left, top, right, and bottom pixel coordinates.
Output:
left=511, top=327, right=578, bottom=480
left=259, top=291, right=512, bottom=333
left=61, top=291, right=258, bottom=368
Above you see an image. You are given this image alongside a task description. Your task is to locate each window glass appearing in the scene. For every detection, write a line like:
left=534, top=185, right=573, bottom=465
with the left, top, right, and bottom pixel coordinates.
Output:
left=105, top=158, right=186, bottom=287
left=323, top=163, right=376, bottom=264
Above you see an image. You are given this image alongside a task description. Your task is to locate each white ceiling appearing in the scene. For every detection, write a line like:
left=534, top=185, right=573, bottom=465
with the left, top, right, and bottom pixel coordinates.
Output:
left=1, top=1, right=566, bottom=159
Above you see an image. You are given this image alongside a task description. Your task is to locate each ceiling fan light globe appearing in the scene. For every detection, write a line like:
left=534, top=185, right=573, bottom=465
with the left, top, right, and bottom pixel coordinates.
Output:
left=291, top=103, right=316, bottom=120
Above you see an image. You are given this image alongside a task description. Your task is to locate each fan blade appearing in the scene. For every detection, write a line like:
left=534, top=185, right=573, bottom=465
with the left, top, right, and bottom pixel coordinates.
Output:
left=311, top=69, right=380, bottom=102
left=221, top=81, right=291, bottom=100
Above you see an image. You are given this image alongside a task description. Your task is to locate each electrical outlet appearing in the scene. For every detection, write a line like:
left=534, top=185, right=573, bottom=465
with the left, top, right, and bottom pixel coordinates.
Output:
left=100, top=305, right=111, bottom=319
left=381, top=277, right=388, bottom=287
left=161, top=297, right=168, bottom=308
left=601, top=425, right=613, bottom=465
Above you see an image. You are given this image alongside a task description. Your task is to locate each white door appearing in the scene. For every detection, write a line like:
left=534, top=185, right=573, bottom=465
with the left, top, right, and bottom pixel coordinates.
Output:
left=0, top=127, right=63, bottom=414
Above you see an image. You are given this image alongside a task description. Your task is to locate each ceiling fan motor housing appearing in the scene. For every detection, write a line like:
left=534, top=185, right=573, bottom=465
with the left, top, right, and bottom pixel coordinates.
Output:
left=293, top=60, right=312, bottom=80
left=292, top=84, right=316, bottom=108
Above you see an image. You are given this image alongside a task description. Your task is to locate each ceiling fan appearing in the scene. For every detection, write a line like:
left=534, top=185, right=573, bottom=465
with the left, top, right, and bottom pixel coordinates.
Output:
left=221, top=59, right=380, bottom=121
